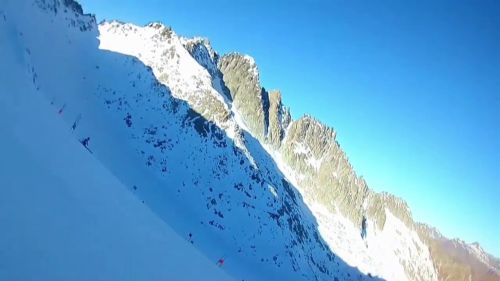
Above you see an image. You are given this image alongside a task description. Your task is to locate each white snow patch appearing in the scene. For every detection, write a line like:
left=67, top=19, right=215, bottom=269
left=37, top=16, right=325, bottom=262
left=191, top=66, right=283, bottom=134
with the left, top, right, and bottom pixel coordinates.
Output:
left=293, top=142, right=323, bottom=171
left=243, top=54, right=258, bottom=78
left=268, top=184, right=279, bottom=198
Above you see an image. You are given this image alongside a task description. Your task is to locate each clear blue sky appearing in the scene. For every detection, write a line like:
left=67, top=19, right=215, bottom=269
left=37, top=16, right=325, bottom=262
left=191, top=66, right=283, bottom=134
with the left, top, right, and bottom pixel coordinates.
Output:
left=79, top=0, right=500, bottom=257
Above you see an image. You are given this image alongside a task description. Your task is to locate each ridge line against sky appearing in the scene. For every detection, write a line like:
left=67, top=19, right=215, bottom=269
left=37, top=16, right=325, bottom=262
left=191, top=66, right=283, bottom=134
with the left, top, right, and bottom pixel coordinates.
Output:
left=78, top=0, right=500, bottom=257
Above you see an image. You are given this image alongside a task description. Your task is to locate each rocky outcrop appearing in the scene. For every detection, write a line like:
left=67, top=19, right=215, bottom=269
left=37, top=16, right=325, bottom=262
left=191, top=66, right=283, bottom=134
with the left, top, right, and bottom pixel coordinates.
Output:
left=182, top=37, right=219, bottom=79
left=63, top=0, right=84, bottom=14
left=279, top=115, right=369, bottom=225
left=218, top=53, right=268, bottom=140
left=267, top=90, right=291, bottom=148
left=35, top=0, right=95, bottom=31
left=366, top=191, right=414, bottom=231
left=99, top=21, right=231, bottom=127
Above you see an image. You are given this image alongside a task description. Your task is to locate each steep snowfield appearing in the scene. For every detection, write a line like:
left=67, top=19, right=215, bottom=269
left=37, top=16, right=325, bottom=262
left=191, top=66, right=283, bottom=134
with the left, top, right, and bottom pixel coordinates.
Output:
left=0, top=3, right=232, bottom=281
left=0, top=74, right=232, bottom=281
left=309, top=204, right=436, bottom=281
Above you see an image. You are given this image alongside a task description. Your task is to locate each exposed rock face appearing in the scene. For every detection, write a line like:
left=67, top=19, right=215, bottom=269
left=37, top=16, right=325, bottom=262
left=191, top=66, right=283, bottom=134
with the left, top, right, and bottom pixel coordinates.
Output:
left=267, top=90, right=291, bottom=148
left=182, top=37, right=217, bottom=75
left=181, top=37, right=234, bottom=105
left=280, top=116, right=370, bottom=225
left=63, top=0, right=83, bottom=14
left=35, top=0, right=95, bottom=31
left=99, top=21, right=231, bottom=127
left=218, top=54, right=268, bottom=140
left=366, top=191, right=414, bottom=231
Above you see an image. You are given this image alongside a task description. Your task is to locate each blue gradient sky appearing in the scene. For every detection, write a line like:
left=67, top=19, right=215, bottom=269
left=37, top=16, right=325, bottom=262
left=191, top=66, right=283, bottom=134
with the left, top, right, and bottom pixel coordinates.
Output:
left=79, top=0, right=500, bottom=256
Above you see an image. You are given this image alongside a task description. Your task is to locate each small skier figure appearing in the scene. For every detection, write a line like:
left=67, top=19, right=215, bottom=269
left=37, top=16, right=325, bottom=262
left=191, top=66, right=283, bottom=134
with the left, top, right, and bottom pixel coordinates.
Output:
left=81, top=137, right=90, bottom=148
left=188, top=233, right=193, bottom=244
left=216, top=258, right=224, bottom=267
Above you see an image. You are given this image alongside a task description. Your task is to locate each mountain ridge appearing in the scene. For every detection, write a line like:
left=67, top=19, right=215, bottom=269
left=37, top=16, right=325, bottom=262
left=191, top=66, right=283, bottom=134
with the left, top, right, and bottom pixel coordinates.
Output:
left=170, top=17, right=500, bottom=281
left=1, top=0, right=497, bottom=280
left=98, top=13, right=499, bottom=281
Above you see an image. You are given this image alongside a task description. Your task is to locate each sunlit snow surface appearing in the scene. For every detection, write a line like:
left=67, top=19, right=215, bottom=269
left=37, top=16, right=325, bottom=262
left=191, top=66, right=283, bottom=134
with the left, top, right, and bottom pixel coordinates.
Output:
left=0, top=3, right=232, bottom=280
left=0, top=0, right=442, bottom=280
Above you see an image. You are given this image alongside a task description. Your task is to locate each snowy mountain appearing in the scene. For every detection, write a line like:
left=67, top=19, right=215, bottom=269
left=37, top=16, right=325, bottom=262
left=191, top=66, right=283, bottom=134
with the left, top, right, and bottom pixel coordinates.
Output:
left=0, top=0, right=498, bottom=281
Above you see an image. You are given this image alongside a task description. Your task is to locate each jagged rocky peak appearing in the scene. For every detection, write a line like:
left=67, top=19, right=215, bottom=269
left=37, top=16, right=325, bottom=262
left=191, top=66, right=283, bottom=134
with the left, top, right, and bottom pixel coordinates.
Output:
left=34, top=0, right=96, bottom=31
left=182, top=37, right=220, bottom=78
left=103, top=20, right=137, bottom=33
left=365, top=191, right=414, bottom=231
left=180, top=39, right=288, bottom=148
left=218, top=53, right=260, bottom=84
left=36, top=0, right=81, bottom=14
left=62, top=0, right=83, bottom=14
left=281, top=115, right=337, bottom=172
left=214, top=51, right=374, bottom=226
left=103, top=20, right=175, bottom=43
left=99, top=20, right=233, bottom=126
left=267, top=90, right=291, bottom=148
left=146, top=21, right=167, bottom=29
left=182, top=37, right=217, bottom=62
left=220, top=53, right=259, bottom=79
left=288, top=115, right=337, bottom=146
left=214, top=48, right=431, bottom=246
left=276, top=110, right=417, bottom=230
left=416, top=222, right=444, bottom=240
left=144, top=21, right=173, bottom=36
left=106, top=20, right=172, bottom=38
left=278, top=115, right=372, bottom=225
left=218, top=53, right=267, bottom=140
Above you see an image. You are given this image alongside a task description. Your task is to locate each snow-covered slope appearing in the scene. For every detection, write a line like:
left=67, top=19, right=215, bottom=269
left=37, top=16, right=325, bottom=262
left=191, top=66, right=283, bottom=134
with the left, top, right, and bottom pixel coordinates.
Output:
left=0, top=3, right=232, bottom=281
left=1, top=0, right=498, bottom=281
left=0, top=71, right=232, bottom=281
